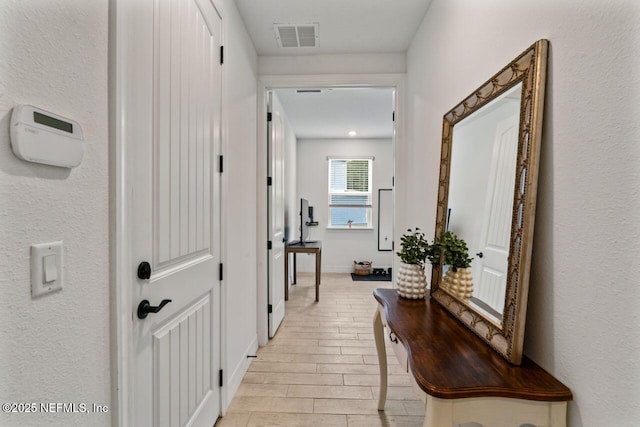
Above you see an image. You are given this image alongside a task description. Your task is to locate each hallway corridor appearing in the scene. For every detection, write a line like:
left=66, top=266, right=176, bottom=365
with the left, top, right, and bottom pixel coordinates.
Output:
left=217, top=273, right=425, bottom=426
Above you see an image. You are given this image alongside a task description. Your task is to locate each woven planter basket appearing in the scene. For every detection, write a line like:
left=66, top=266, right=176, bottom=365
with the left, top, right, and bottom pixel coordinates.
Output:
left=353, top=261, right=372, bottom=276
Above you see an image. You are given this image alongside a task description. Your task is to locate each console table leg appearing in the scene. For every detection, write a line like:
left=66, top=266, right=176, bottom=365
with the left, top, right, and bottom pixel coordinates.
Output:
left=373, top=308, right=387, bottom=410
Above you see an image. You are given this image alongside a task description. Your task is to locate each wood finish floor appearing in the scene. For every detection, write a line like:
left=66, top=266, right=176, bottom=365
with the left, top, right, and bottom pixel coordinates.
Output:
left=216, top=273, right=425, bottom=427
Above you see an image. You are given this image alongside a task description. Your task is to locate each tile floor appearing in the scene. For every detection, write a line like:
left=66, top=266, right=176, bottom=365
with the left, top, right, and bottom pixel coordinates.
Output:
left=216, top=273, right=425, bottom=427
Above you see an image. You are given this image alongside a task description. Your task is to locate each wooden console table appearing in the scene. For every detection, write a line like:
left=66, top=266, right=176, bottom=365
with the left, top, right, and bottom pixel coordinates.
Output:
left=284, top=241, right=322, bottom=302
left=373, top=288, right=572, bottom=427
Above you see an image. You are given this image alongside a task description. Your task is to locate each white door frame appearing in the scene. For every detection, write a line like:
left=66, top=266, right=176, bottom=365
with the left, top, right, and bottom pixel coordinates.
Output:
left=109, top=0, right=227, bottom=424
left=256, top=74, right=405, bottom=345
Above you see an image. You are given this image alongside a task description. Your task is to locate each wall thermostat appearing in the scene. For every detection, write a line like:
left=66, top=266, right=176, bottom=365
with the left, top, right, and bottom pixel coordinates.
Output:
left=10, top=105, right=84, bottom=168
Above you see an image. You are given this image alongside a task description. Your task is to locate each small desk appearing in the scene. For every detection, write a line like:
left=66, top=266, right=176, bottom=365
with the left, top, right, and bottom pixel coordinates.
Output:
left=373, top=288, right=572, bottom=427
left=285, top=241, right=322, bottom=302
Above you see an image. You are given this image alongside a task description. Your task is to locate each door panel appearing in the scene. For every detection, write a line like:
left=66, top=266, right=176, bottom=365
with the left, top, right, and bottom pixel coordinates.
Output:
left=473, top=115, right=518, bottom=313
left=268, top=95, right=286, bottom=337
left=127, top=0, right=222, bottom=425
left=154, top=0, right=215, bottom=268
left=153, top=295, right=214, bottom=426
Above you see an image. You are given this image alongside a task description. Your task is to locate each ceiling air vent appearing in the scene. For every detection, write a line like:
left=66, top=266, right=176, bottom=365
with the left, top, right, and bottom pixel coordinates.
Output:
left=273, top=23, right=319, bottom=48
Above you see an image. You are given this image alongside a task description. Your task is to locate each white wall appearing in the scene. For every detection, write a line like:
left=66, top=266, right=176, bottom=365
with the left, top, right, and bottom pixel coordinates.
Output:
left=218, top=0, right=259, bottom=410
left=0, top=1, right=111, bottom=426
left=405, top=1, right=640, bottom=425
left=259, top=53, right=406, bottom=75
left=296, top=139, right=394, bottom=273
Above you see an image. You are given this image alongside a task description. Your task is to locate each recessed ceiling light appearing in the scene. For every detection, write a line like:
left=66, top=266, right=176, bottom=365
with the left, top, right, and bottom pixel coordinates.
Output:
left=348, top=131, right=357, bottom=137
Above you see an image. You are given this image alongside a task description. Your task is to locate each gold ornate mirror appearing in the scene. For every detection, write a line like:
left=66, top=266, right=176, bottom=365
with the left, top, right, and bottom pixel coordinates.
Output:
left=431, top=40, right=549, bottom=365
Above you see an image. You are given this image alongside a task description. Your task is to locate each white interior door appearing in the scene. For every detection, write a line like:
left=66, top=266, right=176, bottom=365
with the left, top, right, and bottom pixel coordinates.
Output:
left=267, top=94, right=286, bottom=337
left=473, top=115, right=519, bottom=313
left=124, top=0, right=222, bottom=425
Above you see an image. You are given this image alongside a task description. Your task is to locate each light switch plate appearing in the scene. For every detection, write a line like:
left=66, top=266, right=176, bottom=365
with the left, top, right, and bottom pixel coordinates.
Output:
left=31, top=241, right=63, bottom=298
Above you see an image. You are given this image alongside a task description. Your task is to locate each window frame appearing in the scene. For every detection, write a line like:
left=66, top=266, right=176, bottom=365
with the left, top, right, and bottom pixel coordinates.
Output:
left=327, top=157, right=373, bottom=229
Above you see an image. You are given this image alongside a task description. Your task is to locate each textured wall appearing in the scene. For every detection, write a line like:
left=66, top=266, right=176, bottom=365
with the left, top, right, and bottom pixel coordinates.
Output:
left=0, top=1, right=110, bottom=426
left=405, top=0, right=640, bottom=425
left=258, top=53, right=406, bottom=75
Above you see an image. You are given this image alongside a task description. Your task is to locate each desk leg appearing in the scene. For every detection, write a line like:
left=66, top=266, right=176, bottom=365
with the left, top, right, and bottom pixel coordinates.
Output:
left=284, top=251, right=289, bottom=301
left=373, top=307, right=387, bottom=410
left=292, top=253, right=297, bottom=285
left=315, top=249, right=321, bottom=302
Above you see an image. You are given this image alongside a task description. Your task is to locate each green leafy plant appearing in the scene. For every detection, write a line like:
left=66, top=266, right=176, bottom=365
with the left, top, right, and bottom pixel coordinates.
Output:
left=428, top=231, right=473, bottom=272
left=396, top=228, right=430, bottom=267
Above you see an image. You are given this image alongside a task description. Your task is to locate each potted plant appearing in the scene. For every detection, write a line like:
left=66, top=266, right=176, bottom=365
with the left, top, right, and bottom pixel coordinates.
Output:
left=395, top=228, right=430, bottom=299
left=347, top=219, right=354, bottom=228
left=429, top=231, right=474, bottom=300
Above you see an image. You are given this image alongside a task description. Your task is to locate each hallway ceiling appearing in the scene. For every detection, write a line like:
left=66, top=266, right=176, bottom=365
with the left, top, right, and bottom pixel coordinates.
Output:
left=274, top=87, right=394, bottom=139
left=234, top=0, right=432, bottom=56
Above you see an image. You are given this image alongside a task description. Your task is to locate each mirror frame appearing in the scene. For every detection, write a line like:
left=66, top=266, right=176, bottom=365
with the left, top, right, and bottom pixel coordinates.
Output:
left=431, top=40, right=549, bottom=365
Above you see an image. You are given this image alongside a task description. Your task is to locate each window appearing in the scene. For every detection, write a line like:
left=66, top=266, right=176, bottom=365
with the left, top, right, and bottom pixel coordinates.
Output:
left=328, top=158, right=372, bottom=227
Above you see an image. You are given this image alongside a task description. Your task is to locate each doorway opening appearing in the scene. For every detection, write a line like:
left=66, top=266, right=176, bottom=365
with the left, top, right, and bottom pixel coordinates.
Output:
left=258, top=77, right=403, bottom=344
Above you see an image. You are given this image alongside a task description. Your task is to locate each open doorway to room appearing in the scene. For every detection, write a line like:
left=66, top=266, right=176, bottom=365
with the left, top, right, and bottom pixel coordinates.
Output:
left=264, top=85, right=397, bottom=338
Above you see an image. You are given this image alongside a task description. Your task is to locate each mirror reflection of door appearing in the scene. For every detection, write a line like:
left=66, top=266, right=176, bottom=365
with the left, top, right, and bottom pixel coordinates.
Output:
left=447, top=84, right=521, bottom=324
left=472, top=114, right=519, bottom=318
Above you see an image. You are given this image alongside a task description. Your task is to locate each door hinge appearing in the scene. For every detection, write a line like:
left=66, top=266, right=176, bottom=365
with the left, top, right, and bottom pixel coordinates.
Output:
left=267, top=241, right=272, bottom=250
left=219, top=369, right=223, bottom=387
left=392, top=111, right=395, bottom=122
left=267, top=176, right=272, bottom=186
left=219, top=263, right=223, bottom=281
left=392, top=176, right=395, bottom=187
left=267, top=112, right=272, bottom=122
left=220, top=46, right=224, bottom=65
left=268, top=304, right=273, bottom=314
left=219, top=155, right=223, bottom=173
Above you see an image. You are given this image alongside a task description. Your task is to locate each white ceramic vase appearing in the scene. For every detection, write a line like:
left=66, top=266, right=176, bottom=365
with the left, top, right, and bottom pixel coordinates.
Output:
left=396, top=262, right=427, bottom=299
left=442, top=267, right=473, bottom=300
